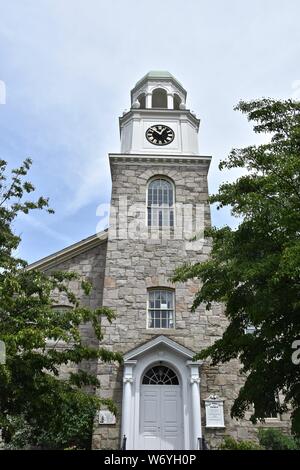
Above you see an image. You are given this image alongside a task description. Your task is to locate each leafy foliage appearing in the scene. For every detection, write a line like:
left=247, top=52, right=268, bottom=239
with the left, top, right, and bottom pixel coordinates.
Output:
left=3, top=387, right=101, bottom=450
left=258, top=428, right=300, bottom=450
left=219, top=435, right=262, bottom=450
left=219, top=429, right=300, bottom=450
left=0, top=159, right=122, bottom=448
left=173, top=99, right=300, bottom=434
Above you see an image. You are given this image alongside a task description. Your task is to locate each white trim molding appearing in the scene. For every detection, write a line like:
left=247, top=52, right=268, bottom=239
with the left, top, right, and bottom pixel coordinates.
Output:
left=121, top=360, right=137, bottom=449
left=122, top=336, right=203, bottom=450
left=109, top=153, right=211, bottom=169
left=187, top=361, right=203, bottom=449
left=124, top=335, right=196, bottom=361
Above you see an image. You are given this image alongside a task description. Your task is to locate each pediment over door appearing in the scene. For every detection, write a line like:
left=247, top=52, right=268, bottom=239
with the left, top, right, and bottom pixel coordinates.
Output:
left=124, top=335, right=198, bottom=362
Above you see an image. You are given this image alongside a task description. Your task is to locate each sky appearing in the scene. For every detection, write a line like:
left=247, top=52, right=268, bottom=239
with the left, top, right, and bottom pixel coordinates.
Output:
left=0, top=0, right=299, bottom=263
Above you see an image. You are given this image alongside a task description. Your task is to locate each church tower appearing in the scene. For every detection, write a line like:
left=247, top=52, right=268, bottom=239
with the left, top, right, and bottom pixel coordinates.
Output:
left=28, top=71, right=291, bottom=450
left=92, top=71, right=216, bottom=450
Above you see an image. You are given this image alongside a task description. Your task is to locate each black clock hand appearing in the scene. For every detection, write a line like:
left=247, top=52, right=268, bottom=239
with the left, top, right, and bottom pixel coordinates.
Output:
left=152, top=127, right=164, bottom=135
left=153, top=131, right=162, bottom=139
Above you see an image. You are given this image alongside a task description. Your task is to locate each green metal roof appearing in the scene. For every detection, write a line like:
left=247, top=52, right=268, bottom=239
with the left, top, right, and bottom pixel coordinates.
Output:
left=133, top=71, right=186, bottom=95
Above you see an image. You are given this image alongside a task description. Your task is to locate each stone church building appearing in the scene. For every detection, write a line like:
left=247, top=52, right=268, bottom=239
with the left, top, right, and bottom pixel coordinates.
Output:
left=29, top=72, right=290, bottom=450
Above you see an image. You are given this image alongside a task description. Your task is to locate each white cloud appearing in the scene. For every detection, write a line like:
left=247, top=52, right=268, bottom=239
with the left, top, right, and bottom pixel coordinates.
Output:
left=1, top=0, right=300, bottom=260
left=0, top=80, right=6, bottom=104
left=65, top=151, right=111, bottom=214
left=18, top=213, right=74, bottom=245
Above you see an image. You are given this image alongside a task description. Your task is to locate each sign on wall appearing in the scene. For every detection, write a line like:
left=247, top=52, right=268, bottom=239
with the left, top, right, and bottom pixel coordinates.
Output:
left=99, top=410, right=116, bottom=425
left=204, top=395, right=225, bottom=428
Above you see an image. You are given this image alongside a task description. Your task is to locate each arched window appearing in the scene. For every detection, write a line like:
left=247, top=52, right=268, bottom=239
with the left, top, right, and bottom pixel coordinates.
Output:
left=152, top=88, right=167, bottom=108
left=147, top=178, right=174, bottom=227
left=174, top=93, right=181, bottom=110
left=137, top=93, right=146, bottom=109
left=142, top=365, right=179, bottom=385
left=147, top=288, right=175, bottom=329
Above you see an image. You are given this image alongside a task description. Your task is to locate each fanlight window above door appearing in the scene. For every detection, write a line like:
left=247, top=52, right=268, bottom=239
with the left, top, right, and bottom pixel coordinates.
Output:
left=142, top=365, right=179, bottom=385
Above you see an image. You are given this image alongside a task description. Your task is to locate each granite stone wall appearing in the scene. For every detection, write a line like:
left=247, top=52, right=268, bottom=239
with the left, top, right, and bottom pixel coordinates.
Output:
left=44, top=241, right=107, bottom=379
left=91, top=158, right=290, bottom=450
left=38, top=157, right=290, bottom=450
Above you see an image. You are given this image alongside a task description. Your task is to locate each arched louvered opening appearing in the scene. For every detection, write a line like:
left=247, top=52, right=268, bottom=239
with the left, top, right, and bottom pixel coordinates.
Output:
left=173, top=93, right=181, bottom=110
left=137, top=93, right=146, bottom=109
left=152, top=88, right=167, bottom=108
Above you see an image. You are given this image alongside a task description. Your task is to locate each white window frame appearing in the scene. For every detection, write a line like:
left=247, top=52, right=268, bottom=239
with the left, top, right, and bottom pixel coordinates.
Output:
left=265, top=393, right=282, bottom=421
left=147, top=289, right=175, bottom=329
left=252, top=394, right=282, bottom=422
left=146, top=177, right=175, bottom=228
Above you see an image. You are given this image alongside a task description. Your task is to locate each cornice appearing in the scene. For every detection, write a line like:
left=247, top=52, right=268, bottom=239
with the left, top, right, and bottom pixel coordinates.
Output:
left=109, top=153, right=212, bottom=169
left=119, top=108, right=200, bottom=130
left=27, top=230, right=108, bottom=271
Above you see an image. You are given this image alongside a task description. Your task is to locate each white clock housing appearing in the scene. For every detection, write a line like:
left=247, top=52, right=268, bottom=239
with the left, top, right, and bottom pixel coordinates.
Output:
left=119, top=71, right=200, bottom=155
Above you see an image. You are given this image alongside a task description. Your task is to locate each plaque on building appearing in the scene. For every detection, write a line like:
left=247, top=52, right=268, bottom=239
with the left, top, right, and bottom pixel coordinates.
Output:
left=99, top=410, right=116, bottom=425
left=205, top=395, right=225, bottom=428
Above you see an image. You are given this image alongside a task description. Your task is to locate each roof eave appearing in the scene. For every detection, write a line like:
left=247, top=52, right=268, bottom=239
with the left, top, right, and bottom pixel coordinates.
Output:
left=27, top=230, right=108, bottom=271
left=131, top=76, right=187, bottom=100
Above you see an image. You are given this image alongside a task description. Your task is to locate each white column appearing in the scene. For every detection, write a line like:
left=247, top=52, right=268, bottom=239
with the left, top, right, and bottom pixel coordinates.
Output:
left=187, top=362, right=202, bottom=449
left=146, top=93, right=152, bottom=108
left=167, top=93, right=174, bottom=109
left=121, top=360, right=136, bottom=449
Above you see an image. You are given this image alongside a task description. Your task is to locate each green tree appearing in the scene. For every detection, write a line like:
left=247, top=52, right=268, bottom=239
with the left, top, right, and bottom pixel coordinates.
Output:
left=219, top=429, right=300, bottom=450
left=258, top=428, right=300, bottom=450
left=219, top=435, right=262, bottom=450
left=173, top=99, right=300, bottom=435
left=0, top=158, right=122, bottom=449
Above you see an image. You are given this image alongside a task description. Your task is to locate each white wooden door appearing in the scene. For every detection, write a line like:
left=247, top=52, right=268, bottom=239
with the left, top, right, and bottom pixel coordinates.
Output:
left=140, top=385, right=183, bottom=450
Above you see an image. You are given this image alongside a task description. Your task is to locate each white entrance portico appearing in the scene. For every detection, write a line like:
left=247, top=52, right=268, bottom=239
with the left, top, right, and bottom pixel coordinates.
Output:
left=121, top=335, right=202, bottom=450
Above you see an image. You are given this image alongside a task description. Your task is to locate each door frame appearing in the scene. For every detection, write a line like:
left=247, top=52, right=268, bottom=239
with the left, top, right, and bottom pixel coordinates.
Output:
left=121, top=336, right=202, bottom=450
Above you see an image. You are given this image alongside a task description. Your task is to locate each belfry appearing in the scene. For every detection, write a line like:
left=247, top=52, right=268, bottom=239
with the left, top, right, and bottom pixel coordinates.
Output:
left=30, top=72, right=291, bottom=449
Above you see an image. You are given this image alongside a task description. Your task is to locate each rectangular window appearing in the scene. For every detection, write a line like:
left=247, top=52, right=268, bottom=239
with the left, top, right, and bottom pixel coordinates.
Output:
left=147, top=289, right=175, bottom=329
left=265, top=394, right=281, bottom=420
left=266, top=411, right=280, bottom=420
left=253, top=394, right=281, bottom=421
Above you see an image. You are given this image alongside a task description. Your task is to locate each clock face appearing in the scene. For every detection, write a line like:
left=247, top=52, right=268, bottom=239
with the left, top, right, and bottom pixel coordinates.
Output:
left=146, top=125, right=175, bottom=146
